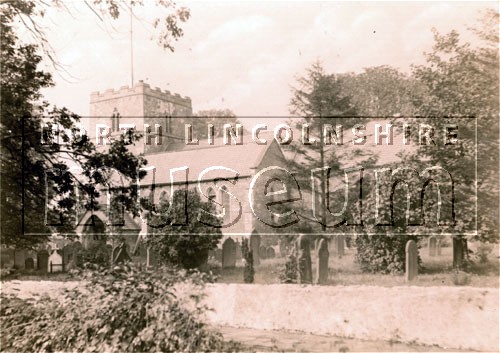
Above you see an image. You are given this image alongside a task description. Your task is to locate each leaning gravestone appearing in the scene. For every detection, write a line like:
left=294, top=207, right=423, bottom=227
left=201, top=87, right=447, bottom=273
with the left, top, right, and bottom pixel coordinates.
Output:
left=428, top=236, right=437, bottom=257
left=297, top=234, right=312, bottom=284
left=112, top=242, right=131, bottom=264
left=222, top=238, right=236, bottom=268
left=315, top=238, right=329, bottom=285
left=405, top=240, right=418, bottom=281
left=336, top=234, right=345, bottom=257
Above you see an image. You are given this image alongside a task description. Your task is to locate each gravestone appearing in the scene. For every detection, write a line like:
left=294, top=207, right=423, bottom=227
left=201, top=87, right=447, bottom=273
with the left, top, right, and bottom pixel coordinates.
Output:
left=436, top=239, right=442, bottom=256
left=112, top=242, right=131, bottom=264
left=250, top=232, right=261, bottom=265
left=405, top=240, right=418, bottom=281
left=24, top=257, right=35, bottom=270
left=266, top=247, right=276, bottom=259
left=214, top=248, right=222, bottom=263
left=259, top=245, right=267, bottom=260
left=428, top=236, right=437, bottom=257
left=336, top=234, right=345, bottom=257
left=453, top=238, right=465, bottom=269
left=235, top=242, right=242, bottom=261
left=329, top=235, right=337, bottom=254
left=37, top=250, right=49, bottom=273
left=62, top=244, right=75, bottom=269
left=222, top=238, right=237, bottom=268
left=48, top=250, right=64, bottom=272
left=278, top=238, right=285, bottom=257
left=314, top=238, right=320, bottom=252
left=296, top=234, right=312, bottom=284
left=315, top=238, right=329, bottom=285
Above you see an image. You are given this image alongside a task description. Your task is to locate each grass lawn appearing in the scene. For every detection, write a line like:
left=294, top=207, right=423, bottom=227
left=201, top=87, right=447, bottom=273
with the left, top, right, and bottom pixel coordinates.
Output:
left=214, top=243, right=499, bottom=287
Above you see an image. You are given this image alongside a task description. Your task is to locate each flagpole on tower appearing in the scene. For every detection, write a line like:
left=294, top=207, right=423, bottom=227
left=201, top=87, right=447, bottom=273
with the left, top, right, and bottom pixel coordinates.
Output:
left=130, top=7, right=134, bottom=87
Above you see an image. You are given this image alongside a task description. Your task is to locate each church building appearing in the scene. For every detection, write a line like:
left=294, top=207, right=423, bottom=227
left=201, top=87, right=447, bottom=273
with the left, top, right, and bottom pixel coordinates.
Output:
left=78, top=80, right=292, bottom=266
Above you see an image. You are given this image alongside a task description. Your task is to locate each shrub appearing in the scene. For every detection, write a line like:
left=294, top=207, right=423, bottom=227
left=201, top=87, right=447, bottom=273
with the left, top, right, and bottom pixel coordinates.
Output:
left=1, top=265, right=228, bottom=352
left=75, top=241, right=111, bottom=268
left=147, top=189, right=223, bottom=269
left=475, top=243, right=493, bottom=264
left=241, top=238, right=254, bottom=283
left=279, top=249, right=297, bottom=283
left=355, top=234, right=420, bottom=274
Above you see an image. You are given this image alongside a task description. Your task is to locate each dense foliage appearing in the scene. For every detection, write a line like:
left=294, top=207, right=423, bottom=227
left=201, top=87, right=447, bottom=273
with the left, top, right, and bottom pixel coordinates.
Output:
left=146, top=189, right=223, bottom=269
left=0, top=1, right=147, bottom=248
left=0, top=265, right=228, bottom=352
left=355, top=234, right=420, bottom=274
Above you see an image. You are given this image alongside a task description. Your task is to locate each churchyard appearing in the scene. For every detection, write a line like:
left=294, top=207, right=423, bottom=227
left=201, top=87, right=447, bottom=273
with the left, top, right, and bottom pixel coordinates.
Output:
left=214, top=238, right=499, bottom=288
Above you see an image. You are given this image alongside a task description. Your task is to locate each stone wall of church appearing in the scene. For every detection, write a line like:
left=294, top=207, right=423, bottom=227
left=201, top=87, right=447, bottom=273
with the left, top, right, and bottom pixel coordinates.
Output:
left=139, top=141, right=292, bottom=245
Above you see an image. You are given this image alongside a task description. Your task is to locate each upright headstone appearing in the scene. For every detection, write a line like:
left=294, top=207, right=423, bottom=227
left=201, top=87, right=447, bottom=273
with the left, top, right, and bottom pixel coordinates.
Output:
left=428, top=236, right=437, bottom=257
left=278, top=238, right=285, bottom=257
left=62, top=244, right=74, bottom=269
left=329, top=235, right=337, bottom=254
left=314, top=238, right=320, bottom=253
left=259, top=245, right=267, bottom=261
left=297, top=234, right=312, bottom=284
left=453, top=238, right=465, bottom=269
left=24, top=257, right=35, bottom=270
left=436, top=239, right=442, bottom=256
left=336, top=234, right=345, bottom=257
left=405, top=240, right=418, bottom=281
left=315, top=238, right=329, bottom=285
left=235, top=242, right=242, bottom=261
left=37, top=250, right=49, bottom=273
left=214, top=248, right=222, bottom=263
left=266, top=247, right=276, bottom=259
left=48, top=250, right=63, bottom=272
left=250, top=232, right=261, bottom=265
left=222, top=238, right=236, bottom=268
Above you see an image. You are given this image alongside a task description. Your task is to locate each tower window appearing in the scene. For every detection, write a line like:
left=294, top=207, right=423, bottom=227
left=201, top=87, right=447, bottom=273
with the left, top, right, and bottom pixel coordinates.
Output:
left=112, top=108, right=120, bottom=132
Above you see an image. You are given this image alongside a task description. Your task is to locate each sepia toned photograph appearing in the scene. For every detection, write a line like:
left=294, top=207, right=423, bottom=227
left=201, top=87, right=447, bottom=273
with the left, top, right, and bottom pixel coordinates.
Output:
left=1, top=1, right=498, bottom=352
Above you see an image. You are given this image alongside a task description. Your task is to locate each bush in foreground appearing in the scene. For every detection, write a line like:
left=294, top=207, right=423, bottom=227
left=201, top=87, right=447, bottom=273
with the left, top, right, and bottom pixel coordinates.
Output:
left=1, top=265, right=231, bottom=352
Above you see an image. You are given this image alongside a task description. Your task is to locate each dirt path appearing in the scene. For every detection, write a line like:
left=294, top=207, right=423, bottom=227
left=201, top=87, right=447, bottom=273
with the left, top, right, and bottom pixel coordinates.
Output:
left=217, top=326, right=465, bottom=352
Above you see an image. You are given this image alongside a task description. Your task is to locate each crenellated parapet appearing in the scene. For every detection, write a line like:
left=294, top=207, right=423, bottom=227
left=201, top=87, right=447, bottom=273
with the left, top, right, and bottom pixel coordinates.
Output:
left=90, top=80, right=192, bottom=109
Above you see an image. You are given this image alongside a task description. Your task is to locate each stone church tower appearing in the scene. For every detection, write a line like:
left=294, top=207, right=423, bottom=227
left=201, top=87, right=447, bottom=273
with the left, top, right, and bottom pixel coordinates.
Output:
left=88, top=80, right=192, bottom=154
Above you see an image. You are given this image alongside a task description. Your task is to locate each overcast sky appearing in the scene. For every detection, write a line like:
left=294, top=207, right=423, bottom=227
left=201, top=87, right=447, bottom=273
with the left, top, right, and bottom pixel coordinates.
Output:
left=30, top=1, right=496, bottom=117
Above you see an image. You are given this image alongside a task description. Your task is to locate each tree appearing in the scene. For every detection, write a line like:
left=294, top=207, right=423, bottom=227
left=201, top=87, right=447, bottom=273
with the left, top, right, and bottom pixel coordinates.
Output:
left=341, top=66, right=423, bottom=116
left=289, top=62, right=360, bottom=234
left=0, top=1, right=198, bottom=248
left=146, top=189, right=223, bottom=269
left=7, top=0, right=190, bottom=71
left=410, top=10, right=499, bottom=267
left=184, top=109, right=239, bottom=138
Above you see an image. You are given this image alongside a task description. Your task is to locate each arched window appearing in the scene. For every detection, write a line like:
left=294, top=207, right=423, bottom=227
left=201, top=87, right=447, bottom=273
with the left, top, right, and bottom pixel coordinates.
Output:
left=220, top=186, right=230, bottom=222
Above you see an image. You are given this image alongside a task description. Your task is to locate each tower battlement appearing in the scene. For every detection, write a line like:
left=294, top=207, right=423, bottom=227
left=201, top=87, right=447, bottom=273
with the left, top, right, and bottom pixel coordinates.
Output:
left=90, top=80, right=191, bottom=108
